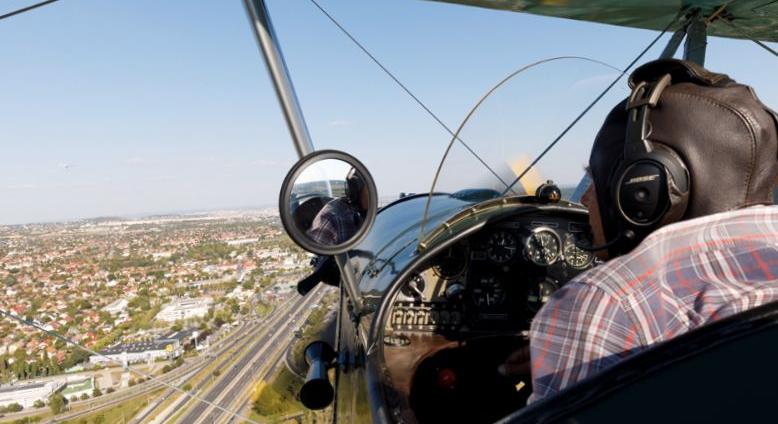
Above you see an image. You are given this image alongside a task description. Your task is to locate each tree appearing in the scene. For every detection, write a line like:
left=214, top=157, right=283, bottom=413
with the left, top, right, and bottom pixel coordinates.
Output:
left=213, top=315, right=225, bottom=328
left=92, top=387, right=102, bottom=397
left=3, top=274, right=17, bottom=287
left=5, top=402, right=22, bottom=412
left=49, top=393, right=66, bottom=414
left=106, top=387, right=115, bottom=394
left=61, top=349, right=90, bottom=370
left=79, top=393, right=89, bottom=401
left=33, top=399, right=45, bottom=408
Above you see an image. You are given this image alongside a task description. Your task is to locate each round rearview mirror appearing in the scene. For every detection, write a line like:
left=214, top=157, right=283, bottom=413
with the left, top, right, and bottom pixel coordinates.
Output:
left=279, top=150, right=378, bottom=255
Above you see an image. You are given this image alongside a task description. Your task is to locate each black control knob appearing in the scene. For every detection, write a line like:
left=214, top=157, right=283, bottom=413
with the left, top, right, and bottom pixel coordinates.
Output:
left=536, top=180, right=561, bottom=203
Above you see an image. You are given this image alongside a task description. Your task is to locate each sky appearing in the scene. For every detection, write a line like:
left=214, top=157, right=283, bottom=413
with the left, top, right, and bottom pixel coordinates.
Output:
left=1, top=0, right=777, bottom=225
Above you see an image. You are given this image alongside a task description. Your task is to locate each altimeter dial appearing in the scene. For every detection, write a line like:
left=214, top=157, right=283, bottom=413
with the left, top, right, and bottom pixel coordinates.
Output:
left=524, top=228, right=561, bottom=266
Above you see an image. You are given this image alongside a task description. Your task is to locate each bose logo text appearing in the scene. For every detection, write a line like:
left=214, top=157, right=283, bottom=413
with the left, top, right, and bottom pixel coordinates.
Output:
left=625, top=174, right=659, bottom=185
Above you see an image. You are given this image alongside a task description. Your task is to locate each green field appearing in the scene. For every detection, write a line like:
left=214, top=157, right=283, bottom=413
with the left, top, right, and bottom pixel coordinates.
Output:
left=61, top=389, right=165, bottom=424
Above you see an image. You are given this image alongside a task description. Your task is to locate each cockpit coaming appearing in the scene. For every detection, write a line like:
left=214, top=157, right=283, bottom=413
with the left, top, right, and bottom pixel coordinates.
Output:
left=359, top=194, right=595, bottom=424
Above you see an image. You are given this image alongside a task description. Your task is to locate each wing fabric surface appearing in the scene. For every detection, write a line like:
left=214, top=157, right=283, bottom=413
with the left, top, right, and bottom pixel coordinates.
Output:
left=426, top=0, right=778, bottom=43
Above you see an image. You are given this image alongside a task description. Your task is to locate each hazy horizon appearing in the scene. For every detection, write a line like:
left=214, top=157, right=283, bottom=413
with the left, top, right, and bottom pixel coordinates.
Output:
left=3, top=0, right=776, bottom=227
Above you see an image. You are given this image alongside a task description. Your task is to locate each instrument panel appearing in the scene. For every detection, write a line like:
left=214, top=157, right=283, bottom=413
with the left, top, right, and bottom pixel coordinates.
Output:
left=381, top=210, right=596, bottom=423
left=386, top=215, right=594, bottom=336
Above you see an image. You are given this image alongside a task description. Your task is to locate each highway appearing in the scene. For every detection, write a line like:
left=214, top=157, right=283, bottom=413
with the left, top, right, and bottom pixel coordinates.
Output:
left=41, top=299, right=287, bottom=424
left=212, top=297, right=322, bottom=424
left=129, top=294, right=299, bottom=424
left=224, top=330, right=292, bottom=424
left=175, top=287, right=326, bottom=424
left=0, top=289, right=325, bottom=424
left=29, top=322, right=249, bottom=424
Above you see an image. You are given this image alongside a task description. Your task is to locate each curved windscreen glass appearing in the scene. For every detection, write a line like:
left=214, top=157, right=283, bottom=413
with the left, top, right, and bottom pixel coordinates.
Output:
left=419, top=57, right=632, bottom=240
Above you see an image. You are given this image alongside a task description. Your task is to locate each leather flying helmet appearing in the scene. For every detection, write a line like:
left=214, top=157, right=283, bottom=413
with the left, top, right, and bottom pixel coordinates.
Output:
left=589, top=59, right=778, bottom=255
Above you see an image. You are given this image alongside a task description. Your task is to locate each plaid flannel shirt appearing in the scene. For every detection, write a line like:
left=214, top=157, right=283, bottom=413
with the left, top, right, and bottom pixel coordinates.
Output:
left=529, top=205, right=778, bottom=403
left=307, top=198, right=362, bottom=246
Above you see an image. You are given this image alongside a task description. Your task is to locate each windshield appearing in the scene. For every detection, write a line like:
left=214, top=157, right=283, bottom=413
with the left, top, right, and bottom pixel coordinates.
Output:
left=419, top=56, right=631, bottom=241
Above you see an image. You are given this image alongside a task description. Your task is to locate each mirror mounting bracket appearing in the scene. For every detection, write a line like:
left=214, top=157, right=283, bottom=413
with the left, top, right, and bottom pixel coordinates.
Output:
left=336, top=254, right=364, bottom=316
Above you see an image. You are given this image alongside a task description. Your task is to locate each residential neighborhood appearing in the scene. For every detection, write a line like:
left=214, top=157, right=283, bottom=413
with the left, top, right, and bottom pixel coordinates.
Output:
left=0, top=209, right=312, bottom=415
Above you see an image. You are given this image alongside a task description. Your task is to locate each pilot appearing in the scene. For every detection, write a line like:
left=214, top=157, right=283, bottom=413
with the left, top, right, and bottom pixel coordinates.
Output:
left=501, top=59, right=778, bottom=402
left=306, top=167, right=369, bottom=246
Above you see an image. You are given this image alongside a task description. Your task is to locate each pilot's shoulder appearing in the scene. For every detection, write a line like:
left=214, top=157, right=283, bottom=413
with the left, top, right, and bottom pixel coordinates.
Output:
left=561, top=260, right=635, bottom=300
left=570, top=205, right=778, bottom=298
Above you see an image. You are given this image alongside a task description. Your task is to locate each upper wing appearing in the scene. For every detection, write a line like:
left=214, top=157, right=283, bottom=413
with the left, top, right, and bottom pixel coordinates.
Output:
left=426, top=0, right=778, bottom=43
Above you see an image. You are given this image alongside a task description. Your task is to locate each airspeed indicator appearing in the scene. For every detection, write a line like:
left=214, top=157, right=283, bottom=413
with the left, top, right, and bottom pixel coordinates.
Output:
left=486, top=230, right=517, bottom=264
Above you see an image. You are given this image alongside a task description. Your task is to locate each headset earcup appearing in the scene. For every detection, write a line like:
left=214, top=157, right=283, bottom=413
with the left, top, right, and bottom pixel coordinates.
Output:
left=652, top=144, right=691, bottom=225
left=616, top=160, right=670, bottom=226
left=613, top=144, right=690, bottom=229
left=651, top=144, right=691, bottom=193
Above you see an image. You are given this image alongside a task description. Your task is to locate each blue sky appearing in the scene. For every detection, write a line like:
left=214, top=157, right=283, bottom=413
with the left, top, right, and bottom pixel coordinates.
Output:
left=1, top=0, right=776, bottom=225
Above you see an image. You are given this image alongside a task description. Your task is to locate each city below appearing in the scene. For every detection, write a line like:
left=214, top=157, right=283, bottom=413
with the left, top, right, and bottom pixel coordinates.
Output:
left=0, top=209, right=335, bottom=424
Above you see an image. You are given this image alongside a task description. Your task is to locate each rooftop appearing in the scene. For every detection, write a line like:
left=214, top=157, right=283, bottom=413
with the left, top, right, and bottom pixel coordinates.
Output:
left=61, top=378, right=93, bottom=396
left=99, top=339, right=173, bottom=355
left=0, top=382, right=47, bottom=394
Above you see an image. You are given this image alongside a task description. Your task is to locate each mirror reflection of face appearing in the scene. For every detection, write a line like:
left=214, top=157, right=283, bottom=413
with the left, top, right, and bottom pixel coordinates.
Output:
left=289, top=159, right=369, bottom=247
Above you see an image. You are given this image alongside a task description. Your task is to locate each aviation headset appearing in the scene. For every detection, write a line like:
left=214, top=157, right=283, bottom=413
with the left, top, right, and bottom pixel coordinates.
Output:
left=610, top=73, right=690, bottom=238
left=586, top=59, right=778, bottom=255
left=345, top=167, right=367, bottom=213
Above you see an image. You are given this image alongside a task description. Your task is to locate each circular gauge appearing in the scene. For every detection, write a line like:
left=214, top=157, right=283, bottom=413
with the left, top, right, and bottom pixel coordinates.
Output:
left=563, top=234, right=594, bottom=269
left=524, top=228, right=561, bottom=266
left=470, top=275, right=505, bottom=308
left=432, top=245, right=468, bottom=279
left=527, top=278, right=558, bottom=312
left=486, top=230, right=518, bottom=264
left=401, top=274, right=426, bottom=301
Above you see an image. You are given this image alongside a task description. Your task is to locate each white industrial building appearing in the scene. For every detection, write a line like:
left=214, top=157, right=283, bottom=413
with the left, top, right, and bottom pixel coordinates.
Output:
left=89, top=339, right=181, bottom=367
left=155, top=297, right=213, bottom=322
left=0, top=380, right=64, bottom=408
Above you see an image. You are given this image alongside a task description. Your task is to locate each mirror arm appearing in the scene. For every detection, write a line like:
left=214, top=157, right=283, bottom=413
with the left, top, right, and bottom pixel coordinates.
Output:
left=335, top=254, right=364, bottom=315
